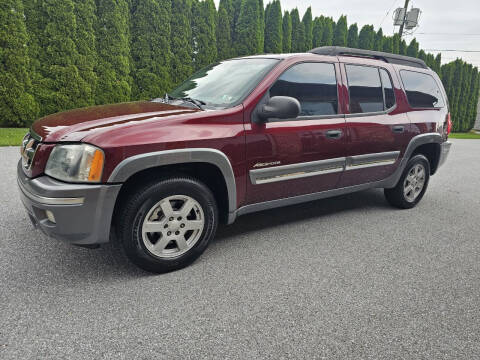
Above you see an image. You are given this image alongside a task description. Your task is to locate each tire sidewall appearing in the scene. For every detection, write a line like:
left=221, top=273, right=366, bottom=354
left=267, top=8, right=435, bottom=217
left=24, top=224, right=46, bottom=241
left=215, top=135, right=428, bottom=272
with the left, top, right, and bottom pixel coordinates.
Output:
left=122, top=178, right=218, bottom=272
left=399, top=154, right=430, bottom=208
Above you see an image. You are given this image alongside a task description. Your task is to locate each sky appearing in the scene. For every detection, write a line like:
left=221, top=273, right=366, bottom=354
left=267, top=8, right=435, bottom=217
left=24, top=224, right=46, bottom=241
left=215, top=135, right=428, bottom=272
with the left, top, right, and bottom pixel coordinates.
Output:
left=214, top=0, right=480, bottom=67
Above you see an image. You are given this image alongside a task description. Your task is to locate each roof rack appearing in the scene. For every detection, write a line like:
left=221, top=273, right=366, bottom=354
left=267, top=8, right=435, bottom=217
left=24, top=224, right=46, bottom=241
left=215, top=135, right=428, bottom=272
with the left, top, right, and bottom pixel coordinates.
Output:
left=308, top=46, right=428, bottom=69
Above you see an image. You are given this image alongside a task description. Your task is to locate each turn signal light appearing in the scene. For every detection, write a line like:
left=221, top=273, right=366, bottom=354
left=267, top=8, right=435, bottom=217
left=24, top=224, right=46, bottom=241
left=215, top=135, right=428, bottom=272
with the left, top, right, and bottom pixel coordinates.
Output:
left=88, top=149, right=105, bottom=182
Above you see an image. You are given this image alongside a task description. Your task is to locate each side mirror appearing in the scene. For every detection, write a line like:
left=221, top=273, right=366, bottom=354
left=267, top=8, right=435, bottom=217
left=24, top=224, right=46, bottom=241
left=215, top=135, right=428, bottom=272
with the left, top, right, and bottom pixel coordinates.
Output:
left=257, top=96, right=301, bottom=121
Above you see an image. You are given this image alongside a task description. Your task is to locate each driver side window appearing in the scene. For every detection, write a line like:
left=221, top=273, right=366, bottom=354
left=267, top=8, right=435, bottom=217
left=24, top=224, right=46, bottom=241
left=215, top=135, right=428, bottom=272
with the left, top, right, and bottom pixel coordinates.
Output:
left=270, top=62, right=338, bottom=117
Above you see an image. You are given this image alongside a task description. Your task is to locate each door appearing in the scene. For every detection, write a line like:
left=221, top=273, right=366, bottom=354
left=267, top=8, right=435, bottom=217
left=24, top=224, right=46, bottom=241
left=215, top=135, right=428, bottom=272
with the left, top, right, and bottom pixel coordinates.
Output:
left=338, top=63, right=410, bottom=187
left=245, top=61, right=347, bottom=205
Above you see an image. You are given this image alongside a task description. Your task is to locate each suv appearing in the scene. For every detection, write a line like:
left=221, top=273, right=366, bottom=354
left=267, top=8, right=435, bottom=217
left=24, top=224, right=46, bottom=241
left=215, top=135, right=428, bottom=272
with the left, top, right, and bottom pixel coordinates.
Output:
left=18, top=47, right=452, bottom=273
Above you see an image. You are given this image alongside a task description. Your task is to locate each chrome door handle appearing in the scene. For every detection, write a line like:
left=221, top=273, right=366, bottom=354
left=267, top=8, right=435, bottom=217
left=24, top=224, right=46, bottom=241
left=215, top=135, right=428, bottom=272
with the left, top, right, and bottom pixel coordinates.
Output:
left=325, top=130, right=343, bottom=139
left=392, top=125, right=405, bottom=133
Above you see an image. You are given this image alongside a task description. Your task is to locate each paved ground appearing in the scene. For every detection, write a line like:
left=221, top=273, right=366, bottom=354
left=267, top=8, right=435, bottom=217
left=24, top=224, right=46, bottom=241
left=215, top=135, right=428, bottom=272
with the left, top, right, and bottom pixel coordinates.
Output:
left=1, top=140, right=479, bottom=359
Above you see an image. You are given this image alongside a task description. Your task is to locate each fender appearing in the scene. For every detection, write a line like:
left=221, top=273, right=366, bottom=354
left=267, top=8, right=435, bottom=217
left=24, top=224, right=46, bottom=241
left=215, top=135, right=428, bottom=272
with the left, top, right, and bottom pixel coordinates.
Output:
left=107, top=148, right=237, bottom=214
left=382, top=132, right=443, bottom=188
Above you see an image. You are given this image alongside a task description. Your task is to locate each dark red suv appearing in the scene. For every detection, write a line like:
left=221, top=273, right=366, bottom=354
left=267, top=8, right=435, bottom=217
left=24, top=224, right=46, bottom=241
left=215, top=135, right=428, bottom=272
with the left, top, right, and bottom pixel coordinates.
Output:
left=18, top=47, right=452, bottom=272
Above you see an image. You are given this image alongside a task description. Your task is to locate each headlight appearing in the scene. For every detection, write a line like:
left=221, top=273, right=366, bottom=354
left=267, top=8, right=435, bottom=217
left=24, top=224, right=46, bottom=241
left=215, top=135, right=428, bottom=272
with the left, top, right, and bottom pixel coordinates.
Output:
left=45, top=144, right=105, bottom=183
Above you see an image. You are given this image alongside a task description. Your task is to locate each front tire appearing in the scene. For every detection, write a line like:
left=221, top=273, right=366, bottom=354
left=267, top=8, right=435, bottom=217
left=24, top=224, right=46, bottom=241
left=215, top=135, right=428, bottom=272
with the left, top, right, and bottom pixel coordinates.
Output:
left=384, top=154, right=430, bottom=209
left=117, top=177, right=218, bottom=273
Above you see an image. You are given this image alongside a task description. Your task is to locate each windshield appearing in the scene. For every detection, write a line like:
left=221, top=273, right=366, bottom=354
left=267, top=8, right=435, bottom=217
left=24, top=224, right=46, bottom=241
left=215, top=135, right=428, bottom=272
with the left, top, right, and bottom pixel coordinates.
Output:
left=167, top=58, right=280, bottom=108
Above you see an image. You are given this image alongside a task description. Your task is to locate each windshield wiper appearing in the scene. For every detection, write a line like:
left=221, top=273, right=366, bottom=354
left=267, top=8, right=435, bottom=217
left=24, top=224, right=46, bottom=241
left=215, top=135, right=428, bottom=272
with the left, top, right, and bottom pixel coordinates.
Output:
left=179, top=97, right=206, bottom=109
left=155, top=94, right=206, bottom=109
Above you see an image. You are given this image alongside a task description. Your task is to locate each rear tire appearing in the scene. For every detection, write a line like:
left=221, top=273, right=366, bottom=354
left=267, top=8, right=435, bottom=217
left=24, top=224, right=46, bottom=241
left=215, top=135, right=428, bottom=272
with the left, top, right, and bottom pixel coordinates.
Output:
left=116, top=177, right=218, bottom=273
left=384, top=154, right=430, bottom=209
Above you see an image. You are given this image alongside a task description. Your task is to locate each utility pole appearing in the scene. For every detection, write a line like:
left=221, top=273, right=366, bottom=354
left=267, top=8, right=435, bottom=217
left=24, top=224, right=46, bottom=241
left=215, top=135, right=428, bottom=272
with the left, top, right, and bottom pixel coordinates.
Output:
left=398, top=0, right=410, bottom=37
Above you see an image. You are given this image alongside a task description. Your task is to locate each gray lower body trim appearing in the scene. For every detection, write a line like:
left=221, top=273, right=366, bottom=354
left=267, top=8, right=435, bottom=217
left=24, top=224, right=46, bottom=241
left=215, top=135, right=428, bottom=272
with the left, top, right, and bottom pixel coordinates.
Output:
left=232, top=179, right=387, bottom=221
left=437, top=141, right=452, bottom=169
left=346, top=151, right=400, bottom=170
left=17, top=160, right=121, bottom=245
left=250, top=157, right=345, bottom=185
left=17, top=178, right=85, bottom=205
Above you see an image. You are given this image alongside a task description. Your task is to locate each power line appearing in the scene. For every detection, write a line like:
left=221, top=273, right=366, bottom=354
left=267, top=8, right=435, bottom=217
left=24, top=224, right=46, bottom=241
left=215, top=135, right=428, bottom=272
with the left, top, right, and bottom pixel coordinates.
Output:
left=415, top=32, right=480, bottom=36
left=379, top=0, right=400, bottom=27
left=423, top=49, right=480, bottom=53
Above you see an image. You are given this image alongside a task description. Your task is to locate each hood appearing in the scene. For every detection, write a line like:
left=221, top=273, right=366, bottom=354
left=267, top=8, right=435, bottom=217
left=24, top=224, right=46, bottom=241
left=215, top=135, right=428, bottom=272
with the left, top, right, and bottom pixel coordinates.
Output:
left=32, top=101, right=200, bottom=142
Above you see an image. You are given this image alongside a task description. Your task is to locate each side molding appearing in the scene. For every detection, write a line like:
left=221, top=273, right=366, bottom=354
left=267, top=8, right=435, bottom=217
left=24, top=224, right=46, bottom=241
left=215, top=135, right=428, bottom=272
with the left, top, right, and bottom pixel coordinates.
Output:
left=346, top=151, right=399, bottom=170
left=250, top=157, right=346, bottom=185
left=108, top=148, right=237, bottom=213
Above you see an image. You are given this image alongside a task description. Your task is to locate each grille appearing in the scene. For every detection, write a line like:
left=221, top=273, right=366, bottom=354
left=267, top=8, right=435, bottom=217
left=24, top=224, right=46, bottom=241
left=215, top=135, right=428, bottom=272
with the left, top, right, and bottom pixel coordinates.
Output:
left=20, top=131, right=41, bottom=170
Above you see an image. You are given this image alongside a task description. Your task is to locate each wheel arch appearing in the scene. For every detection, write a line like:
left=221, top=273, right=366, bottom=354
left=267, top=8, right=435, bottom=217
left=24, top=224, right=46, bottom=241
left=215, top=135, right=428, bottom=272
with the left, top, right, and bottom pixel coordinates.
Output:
left=108, top=149, right=236, bottom=223
left=384, top=133, right=444, bottom=188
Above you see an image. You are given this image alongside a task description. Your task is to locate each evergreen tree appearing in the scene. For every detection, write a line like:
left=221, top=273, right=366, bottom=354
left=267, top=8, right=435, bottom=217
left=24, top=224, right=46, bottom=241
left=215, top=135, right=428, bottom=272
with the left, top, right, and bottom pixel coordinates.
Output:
left=219, top=0, right=234, bottom=37
left=382, top=36, right=393, bottom=53
left=257, top=0, right=265, bottom=53
left=399, top=39, right=407, bottom=55
left=234, top=0, right=259, bottom=56
left=459, top=63, right=472, bottom=127
left=333, top=15, right=347, bottom=46
left=282, top=11, right=292, bottom=53
left=217, top=6, right=232, bottom=60
left=231, top=0, right=243, bottom=42
left=290, top=8, right=305, bottom=52
left=467, top=69, right=479, bottom=128
left=358, top=25, right=374, bottom=50
left=264, top=0, right=282, bottom=53
left=130, top=0, right=171, bottom=100
left=36, top=0, right=90, bottom=115
left=451, top=60, right=465, bottom=131
left=347, top=23, right=358, bottom=48
left=0, top=0, right=38, bottom=126
left=171, top=0, right=193, bottom=86
left=321, top=17, right=334, bottom=46
left=434, top=53, right=442, bottom=73
left=73, top=0, right=97, bottom=107
left=392, top=33, right=401, bottom=54
left=417, top=49, right=427, bottom=61
left=312, top=17, right=324, bottom=48
left=24, top=0, right=45, bottom=110
left=374, top=28, right=383, bottom=51
left=302, top=7, right=313, bottom=50
left=406, top=38, right=419, bottom=58
left=192, top=0, right=217, bottom=69
left=95, top=0, right=131, bottom=105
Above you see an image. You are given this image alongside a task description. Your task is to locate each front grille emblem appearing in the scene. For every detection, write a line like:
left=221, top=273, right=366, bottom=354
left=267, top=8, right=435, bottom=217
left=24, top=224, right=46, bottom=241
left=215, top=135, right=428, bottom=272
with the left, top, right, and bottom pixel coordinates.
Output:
left=21, top=133, right=38, bottom=169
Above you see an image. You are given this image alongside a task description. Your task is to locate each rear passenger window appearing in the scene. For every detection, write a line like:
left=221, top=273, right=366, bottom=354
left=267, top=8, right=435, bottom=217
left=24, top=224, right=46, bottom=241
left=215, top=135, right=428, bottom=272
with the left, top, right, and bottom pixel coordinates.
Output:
left=270, top=62, right=338, bottom=116
left=346, top=65, right=384, bottom=113
left=400, top=70, right=445, bottom=108
left=380, top=69, right=395, bottom=109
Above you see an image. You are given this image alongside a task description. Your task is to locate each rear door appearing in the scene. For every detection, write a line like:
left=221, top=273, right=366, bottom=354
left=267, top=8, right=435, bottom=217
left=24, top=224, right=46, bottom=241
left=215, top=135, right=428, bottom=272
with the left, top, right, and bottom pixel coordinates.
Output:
left=245, top=61, right=347, bottom=204
left=338, top=62, right=410, bottom=187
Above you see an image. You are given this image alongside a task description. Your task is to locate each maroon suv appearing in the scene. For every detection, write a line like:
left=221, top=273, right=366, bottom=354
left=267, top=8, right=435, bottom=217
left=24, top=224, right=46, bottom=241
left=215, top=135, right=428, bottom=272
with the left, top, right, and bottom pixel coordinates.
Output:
left=18, top=47, right=452, bottom=272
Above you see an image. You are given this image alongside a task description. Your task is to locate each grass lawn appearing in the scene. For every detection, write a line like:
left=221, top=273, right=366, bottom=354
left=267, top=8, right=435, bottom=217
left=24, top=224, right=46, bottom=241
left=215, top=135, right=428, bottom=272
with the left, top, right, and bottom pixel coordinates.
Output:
left=0, top=128, right=28, bottom=146
left=449, top=132, right=480, bottom=139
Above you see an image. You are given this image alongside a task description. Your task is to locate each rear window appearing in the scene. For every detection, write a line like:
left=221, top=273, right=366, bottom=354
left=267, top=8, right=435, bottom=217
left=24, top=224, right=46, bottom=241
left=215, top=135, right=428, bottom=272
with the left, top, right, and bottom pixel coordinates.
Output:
left=400, top=70, right=445, bottom=108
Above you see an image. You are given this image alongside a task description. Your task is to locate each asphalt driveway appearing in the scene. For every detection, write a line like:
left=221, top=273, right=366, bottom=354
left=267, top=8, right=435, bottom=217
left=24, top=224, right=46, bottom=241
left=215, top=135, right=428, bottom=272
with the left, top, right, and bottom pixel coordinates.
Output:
left=1, top=140, right=479, bottom=359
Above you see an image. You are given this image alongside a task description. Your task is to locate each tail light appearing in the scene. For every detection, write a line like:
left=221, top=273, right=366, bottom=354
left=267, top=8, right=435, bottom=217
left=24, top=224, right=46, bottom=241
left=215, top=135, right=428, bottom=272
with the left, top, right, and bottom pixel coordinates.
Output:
left=445, top=112, right=452, bottom=135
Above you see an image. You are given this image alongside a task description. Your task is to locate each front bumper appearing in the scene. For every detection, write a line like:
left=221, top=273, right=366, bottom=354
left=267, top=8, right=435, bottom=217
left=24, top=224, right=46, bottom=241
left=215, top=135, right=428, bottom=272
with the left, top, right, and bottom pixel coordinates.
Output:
left=17, top=160, right=121, bottom=245
left=437, top=141, right=452, bottom=169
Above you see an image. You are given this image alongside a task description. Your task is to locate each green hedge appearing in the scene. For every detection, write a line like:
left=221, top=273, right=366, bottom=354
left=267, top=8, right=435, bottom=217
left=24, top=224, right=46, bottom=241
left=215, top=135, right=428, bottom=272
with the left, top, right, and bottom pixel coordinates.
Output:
left=1, top=0, right=479, bottom=130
